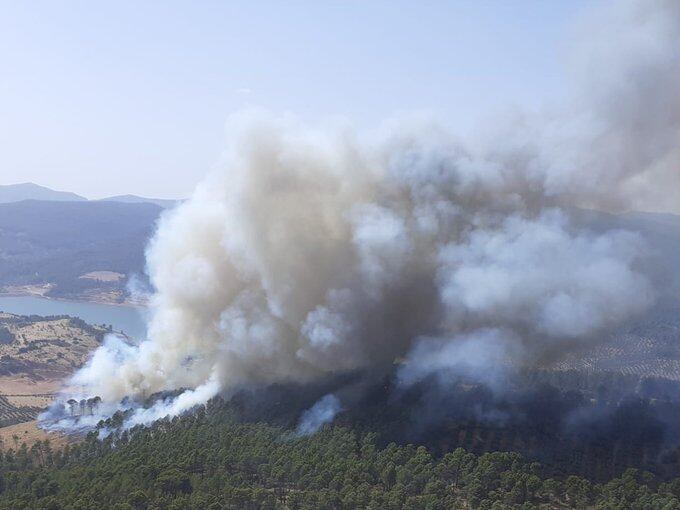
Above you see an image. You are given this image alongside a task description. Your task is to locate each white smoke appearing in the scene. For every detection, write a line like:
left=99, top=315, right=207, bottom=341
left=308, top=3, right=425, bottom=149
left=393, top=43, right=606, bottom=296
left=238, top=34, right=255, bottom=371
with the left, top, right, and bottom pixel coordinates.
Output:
left=397, top=329, right=521, bottom=392
left=40, top=0, right=680, bottom=432
left=296, top=394, right=343, bottom=436
left=513, top=0, right=680, bottom=213
left=40, top=335, right=222, bottom=433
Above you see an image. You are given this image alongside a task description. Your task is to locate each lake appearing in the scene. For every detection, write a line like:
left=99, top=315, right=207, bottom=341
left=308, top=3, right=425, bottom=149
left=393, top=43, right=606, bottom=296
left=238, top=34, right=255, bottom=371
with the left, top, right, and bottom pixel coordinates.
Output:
left=0, top=296, right=148, bottom=340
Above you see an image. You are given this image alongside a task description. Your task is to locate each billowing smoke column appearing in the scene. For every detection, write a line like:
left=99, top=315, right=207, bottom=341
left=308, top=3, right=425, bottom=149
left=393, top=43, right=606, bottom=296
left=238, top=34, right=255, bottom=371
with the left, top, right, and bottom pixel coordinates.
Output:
left=41, top=0, right=680, bottom=432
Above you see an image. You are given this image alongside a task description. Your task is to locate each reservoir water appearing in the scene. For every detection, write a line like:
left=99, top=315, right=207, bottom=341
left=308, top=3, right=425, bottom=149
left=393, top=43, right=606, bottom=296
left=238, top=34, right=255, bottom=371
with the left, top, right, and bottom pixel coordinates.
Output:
left=0, top=296, right=148, bottom=340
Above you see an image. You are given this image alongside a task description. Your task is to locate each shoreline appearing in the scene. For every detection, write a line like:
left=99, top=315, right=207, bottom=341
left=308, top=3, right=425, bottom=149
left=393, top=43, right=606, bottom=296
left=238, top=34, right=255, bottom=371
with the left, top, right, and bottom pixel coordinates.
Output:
left=0, top=291, right=148, bottom=309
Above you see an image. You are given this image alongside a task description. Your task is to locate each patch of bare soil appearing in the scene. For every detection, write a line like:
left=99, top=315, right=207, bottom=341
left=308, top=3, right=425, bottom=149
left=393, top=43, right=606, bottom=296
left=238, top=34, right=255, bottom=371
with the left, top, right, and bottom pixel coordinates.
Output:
left=0, top=420, right=71, bottom=451
left=5, top=395, right=53, bottom=408
left=0, top=376, right=61, bottom=395
left=0, top=284, right=54, bottom=297
left=78, top=271, right=125, bottom=282
left=0, top=374, right=75, bottom=452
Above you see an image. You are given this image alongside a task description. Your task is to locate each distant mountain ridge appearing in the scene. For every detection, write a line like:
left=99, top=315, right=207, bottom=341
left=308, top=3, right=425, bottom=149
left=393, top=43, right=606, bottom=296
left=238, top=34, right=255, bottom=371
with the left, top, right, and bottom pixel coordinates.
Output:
left=0, top=183, right=179, bottom=209
left=0, top=183, right=87, bottom=203
left=98, top=194, right=180, bottom=209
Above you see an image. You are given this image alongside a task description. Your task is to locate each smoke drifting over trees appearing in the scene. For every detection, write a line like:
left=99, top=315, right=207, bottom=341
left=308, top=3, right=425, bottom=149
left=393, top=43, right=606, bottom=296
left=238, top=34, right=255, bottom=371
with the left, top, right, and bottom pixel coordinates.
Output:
left=41, top=0, right=680, bottom=432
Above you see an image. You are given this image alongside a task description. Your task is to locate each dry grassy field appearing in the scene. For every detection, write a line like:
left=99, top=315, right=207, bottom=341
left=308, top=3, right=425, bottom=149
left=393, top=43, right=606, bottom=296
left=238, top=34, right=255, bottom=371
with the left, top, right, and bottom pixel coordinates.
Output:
left=0, top=313, right=109, bottom=449
left=0, top=420, right=71, bottom=451
left=0, top=312, right=105, bottom=379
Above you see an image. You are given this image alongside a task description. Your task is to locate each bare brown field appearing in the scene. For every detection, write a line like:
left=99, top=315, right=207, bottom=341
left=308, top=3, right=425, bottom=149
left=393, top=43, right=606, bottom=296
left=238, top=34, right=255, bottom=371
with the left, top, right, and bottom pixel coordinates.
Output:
left=0, top=376, right=61, bottom=395
left=0, top=375, right=73, bottom=451
left=78, top=271, right=125, bottom=282
left=0, top=420, right=71, bottom=451
left=6, top=395, right=53, bottom=408
left=0, top=313, right=106, bottom=445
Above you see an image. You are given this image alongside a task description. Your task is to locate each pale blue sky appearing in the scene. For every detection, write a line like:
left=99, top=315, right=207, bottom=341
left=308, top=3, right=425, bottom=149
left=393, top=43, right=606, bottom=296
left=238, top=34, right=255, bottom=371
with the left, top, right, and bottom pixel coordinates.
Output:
left=0, top=1, right=589, bottom=199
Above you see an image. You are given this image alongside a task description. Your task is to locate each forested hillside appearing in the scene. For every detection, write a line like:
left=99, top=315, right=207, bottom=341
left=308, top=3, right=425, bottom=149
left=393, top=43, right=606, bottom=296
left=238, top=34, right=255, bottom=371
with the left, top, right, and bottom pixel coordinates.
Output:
left=0, top=200, right=161, bottom=300
left=1, top=399, right=680, bottom=509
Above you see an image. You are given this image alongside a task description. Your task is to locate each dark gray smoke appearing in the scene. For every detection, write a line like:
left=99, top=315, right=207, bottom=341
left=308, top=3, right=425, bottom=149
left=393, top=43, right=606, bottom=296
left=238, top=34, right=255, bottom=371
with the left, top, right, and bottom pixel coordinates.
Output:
left=40, top=0, right=680, bottom=433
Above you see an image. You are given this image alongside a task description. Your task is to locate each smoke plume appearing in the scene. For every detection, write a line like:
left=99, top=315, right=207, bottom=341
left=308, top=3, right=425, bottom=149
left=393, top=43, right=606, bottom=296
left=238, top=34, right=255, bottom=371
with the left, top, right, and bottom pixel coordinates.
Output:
left=296, top=394, right=342, bottom=436
left=41, top=0, right=680, bottom=432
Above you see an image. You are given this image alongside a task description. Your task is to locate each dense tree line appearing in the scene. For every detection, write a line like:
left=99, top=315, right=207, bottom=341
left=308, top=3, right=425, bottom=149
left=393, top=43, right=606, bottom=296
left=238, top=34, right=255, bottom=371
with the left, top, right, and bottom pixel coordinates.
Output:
left=0, top=400, right=678, bottom=509
left=330, top=372, right=680, bottom=483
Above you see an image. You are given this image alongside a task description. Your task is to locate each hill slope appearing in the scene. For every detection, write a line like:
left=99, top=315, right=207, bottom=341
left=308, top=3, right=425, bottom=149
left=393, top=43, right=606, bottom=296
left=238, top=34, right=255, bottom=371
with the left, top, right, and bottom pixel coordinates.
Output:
left=0, top=313, right=109, bottom=429
left=0, top=200, right=162, bottom=300
left=0, top=183, right=86, bottom=204
left=99, top=194, right=180, bottom=209
left=0, top=312, right=106, bottom=379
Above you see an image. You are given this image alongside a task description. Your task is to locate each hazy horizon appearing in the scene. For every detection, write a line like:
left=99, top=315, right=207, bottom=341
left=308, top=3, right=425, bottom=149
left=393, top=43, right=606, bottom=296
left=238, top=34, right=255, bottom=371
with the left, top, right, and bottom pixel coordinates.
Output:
left=0, top=181, right=181, bottom=201
left=1, top=0, right=587, bottom=199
